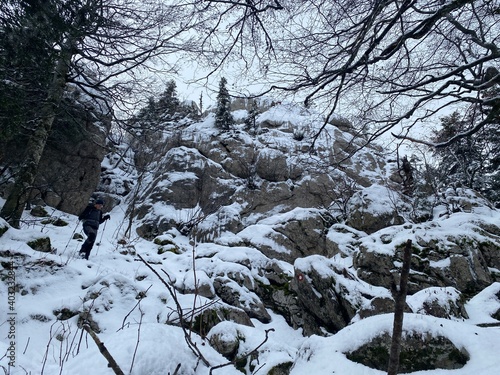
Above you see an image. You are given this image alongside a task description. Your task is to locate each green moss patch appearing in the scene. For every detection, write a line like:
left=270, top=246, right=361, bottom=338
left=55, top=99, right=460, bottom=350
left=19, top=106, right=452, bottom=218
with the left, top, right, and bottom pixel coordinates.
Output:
left=347, top=332, right=469, bottom=372
left=27, top=237, right=53, bottom=253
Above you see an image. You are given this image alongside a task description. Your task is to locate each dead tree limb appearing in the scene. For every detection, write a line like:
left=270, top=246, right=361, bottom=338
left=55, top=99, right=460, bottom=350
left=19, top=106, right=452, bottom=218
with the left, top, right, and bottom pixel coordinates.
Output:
left=83, top=324, right=125, bottom=375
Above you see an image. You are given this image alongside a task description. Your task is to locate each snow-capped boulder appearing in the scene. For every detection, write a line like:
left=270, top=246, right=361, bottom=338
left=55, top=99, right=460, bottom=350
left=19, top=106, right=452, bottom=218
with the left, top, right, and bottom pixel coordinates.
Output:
left=407, top=287, right=468, bottom=319
left=354, top=217, right=499, bottom=296
left=213, top=277, right=271, bottom=323
left=238, top=209, right=338, bottom=263
left=347, top=185, right=406, bottom=234
left=291, top=255, right=392, bottom=335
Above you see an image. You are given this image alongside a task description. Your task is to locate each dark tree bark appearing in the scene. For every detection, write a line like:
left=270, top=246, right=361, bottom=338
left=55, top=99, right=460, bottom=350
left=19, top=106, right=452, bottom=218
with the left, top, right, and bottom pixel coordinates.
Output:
left=83, top=324, right=125, bottom=375
left=0, top=0, right=189, bottom=227
left=187, top=0, right=499, bottom=154
left=387, top=239, right=413, bottom=375
left=0, top=38, right=74, bottom=227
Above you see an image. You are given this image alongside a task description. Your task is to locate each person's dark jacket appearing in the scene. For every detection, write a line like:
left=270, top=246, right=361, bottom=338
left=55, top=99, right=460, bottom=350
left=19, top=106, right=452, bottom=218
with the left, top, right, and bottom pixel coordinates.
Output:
left=79, top=205, right=108, bottom=229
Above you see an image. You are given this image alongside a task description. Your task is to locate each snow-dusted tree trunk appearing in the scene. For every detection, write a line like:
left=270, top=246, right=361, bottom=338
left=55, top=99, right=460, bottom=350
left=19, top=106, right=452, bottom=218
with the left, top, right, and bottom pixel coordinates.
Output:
left=387, top=239, right=412, bottom=375
left=0, top=41, right=73, bottom=228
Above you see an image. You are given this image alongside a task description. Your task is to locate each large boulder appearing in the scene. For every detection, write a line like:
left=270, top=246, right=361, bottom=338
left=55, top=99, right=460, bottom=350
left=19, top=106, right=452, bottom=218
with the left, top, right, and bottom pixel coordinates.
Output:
left=347, top=185, right=406, bottom=234
left=354, top=234, right=494, bottom=295
left=290, top=255, right=392, bottom=336
left=347, top=332, right=469, bottom=372
left=238, top=209, right=338, bottom=263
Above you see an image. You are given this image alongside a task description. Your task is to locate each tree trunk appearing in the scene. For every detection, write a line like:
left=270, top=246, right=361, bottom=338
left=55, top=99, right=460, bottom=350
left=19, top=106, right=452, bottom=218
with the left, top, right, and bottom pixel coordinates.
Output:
left=0, top=43, right=73, bottom=228
left=387, top=239, right=412, bottom=375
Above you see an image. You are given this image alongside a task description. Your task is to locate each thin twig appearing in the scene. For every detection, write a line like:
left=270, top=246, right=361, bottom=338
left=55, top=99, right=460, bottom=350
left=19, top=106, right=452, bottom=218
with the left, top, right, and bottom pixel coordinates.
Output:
left=129, top=305, right=144, bottom=375
left=136, top=254, right=211, bottom=367
left=209, top=328, right=275, bottom=374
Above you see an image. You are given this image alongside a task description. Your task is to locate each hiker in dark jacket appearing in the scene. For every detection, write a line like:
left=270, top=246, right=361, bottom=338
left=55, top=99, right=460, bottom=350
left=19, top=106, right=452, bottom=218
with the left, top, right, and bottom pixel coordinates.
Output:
left=78, top=198, right=110, bottom=260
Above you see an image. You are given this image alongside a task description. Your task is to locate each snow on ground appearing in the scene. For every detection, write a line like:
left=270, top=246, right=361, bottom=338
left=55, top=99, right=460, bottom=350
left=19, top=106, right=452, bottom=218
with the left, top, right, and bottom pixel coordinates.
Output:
left=1, top=200, right=499, bottom=375
left=290, top=314, right=500, bottom=375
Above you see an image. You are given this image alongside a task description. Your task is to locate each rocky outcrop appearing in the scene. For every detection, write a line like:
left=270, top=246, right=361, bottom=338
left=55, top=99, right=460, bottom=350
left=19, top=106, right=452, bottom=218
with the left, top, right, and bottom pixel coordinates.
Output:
left=105, top=101, right=500, bottom=341
left=0, top=91, right=112, bottom=215
left=35, top=105, right=111, bottom=214
left=238, top=209, right=338, bottom=263
left=354, top=230, right=495, bottom=296
left=347, top=185, right=406, bottom=234
left=131, top=104, right=391, bottom=251
left=288, top=256, right=395, bottom=335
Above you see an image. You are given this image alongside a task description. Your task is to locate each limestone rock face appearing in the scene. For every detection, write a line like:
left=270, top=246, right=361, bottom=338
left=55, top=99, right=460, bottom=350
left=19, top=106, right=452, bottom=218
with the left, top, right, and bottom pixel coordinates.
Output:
left=347, top=185, right=406, bottom=234
left=34, top=105, right=111, bottom=214
left=131, top=104, right=390, bottom=260
left=0, top=93, right=111, bottom=215
left=354, top=229, right=496, bottom=296
left=109, top=101, right=500, bottom=339
left=238, top=209, right=338, bottom=263
left=213, top=277, right=272, bottom=323
left=288, top=257, right=394, bottom=336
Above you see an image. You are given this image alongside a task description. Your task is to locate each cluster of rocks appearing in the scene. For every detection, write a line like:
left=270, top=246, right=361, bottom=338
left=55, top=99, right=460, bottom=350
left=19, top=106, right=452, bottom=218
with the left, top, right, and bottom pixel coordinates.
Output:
left=7, top=98, right=499, bottom=373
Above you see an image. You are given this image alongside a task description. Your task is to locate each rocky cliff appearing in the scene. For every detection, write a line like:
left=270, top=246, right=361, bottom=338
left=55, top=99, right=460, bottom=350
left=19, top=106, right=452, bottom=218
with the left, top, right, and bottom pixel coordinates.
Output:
left=0, top=87, right=111, bottom=215
left=99, top=100, right=500, bottom=338
left=1, top=99, right=499, bottom=374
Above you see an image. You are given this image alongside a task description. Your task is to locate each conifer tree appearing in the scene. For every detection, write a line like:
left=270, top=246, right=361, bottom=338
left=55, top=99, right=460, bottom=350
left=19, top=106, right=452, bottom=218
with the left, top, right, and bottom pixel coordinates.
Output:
left=156, top=80, right=181, bottom=120
left=215, top=77, right=233, bottom=131
left=198, top=92, right=203, bottom=116
left=432, top=108, right=499, bottom=206
left=244, top=99, right=259, bottom=135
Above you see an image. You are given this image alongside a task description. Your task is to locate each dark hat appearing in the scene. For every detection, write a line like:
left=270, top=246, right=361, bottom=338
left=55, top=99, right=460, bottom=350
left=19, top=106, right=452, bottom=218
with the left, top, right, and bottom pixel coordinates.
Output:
left=95, top=198, right=104, bottom=205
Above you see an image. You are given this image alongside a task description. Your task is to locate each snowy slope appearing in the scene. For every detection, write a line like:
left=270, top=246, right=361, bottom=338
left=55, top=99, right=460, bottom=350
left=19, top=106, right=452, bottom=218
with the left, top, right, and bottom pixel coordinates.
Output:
left=1, top=102, right=500, bottom=375
left=1, top=198, right=499, bottom=375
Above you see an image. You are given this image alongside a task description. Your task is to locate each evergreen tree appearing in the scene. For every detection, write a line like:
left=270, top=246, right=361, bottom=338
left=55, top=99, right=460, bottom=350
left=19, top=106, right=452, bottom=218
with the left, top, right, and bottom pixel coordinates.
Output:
left=244, top=99, right=259, bottom=135
left=156, top=80, right=181, bottom=120
left=479, top=87, right=500, bottom=206
left=198, top=92, right=203, bottom=117
left=432, top=112, right=482, bottom=189
left=215, top=77, right=233, bottom=131
left=432, top=108, right=499, bottom=206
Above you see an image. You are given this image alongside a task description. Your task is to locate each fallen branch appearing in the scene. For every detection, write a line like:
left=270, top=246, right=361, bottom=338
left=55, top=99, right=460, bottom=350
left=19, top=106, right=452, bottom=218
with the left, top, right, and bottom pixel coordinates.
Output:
left=83, top=324, right=125, bottom=375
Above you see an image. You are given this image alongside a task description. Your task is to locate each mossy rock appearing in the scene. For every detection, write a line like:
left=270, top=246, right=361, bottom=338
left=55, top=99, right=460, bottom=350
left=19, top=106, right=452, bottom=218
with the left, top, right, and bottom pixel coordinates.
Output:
left=153, top=236, right=175, bottom=246
left=347, top=332, right=469, bottom=372
left=30, top=205, right=49, bottom=217
left=54, top=308, right=79, bottom=321
left=189, top=307, right=253, bottom=338
left=41, top=218, right=68, bottom=226
left=157, top=244, right=181, bottom=255
left=269, top=361, right=293, bottom=375
left=73, top=233, right=84, bottom=240
left=27, top=237, right=53, bottom=253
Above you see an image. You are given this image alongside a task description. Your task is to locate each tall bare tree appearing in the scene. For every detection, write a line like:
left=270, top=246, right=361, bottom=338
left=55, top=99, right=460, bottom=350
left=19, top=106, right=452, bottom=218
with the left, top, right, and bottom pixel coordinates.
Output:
left=0, top=0, right=190, bottom=227
left=186, top=0, right=499, bottom=155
